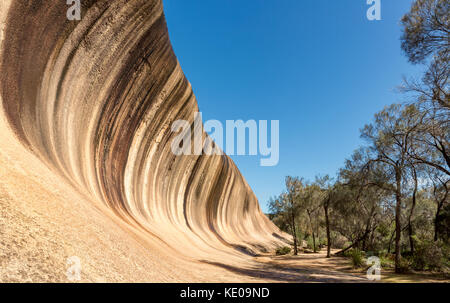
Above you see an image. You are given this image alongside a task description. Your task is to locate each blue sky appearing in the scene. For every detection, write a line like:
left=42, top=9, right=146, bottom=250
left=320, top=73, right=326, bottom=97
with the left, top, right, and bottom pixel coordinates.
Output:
left=163, top=0, right=424, bottom=213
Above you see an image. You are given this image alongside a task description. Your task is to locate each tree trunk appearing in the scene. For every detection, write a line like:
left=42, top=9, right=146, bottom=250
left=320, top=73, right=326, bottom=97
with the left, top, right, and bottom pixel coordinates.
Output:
left=434, top=211, right=439, bottom=241
left=434, top=206, right=443, bottom=241
left=388, top=227, right=395, bottom=253
left=324, top=203, right=331, bottom=258
left=307, top=210, right=317, bottom=252
left=361, top=204, right=376, bottom=252
left=291, top=212, right=298, bottom=255
left=336, top=231, right=369, bottom=255
left=312, top=231, right=316, bottom=252
left=408, top=168, right=418, bottom=254
left=394, top=169, right=403, bottom=273
left=433, top=183, right=448, bottom=241
left=362, top=224, right=369, bottom=251
left=369, top=228, right=376, bottom=251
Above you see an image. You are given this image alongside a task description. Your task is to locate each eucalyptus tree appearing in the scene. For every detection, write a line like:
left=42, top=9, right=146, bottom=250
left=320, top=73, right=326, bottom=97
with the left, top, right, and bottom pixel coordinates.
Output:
left=405, top=103, right=450, bottom=177
left=406, top=162, right=420, bottom=254
left=317, top=176, right=333, bottom=258
left=424, top=168, right=450, bottom=241
left=360, top=104, right=425, bottom=272
left=314, top=175, right=341, bottom=258
left=401, top=0, right=449, bottom=65
left=269, top=176, right=304, bottom=255
left=334, top=149, right=389, bottom=254
left=301, top=182, right=323, bottom=253
left=400, top=0, right=449, bottom=176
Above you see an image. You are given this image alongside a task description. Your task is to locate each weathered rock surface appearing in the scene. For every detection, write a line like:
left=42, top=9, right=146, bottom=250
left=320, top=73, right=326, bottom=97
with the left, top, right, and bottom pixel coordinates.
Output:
left=0, top=0, right=287, bottom=281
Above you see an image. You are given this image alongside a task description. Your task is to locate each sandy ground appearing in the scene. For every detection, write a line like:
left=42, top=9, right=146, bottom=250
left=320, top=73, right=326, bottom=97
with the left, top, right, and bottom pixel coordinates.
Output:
left=252, top=250, right=448, bottom=283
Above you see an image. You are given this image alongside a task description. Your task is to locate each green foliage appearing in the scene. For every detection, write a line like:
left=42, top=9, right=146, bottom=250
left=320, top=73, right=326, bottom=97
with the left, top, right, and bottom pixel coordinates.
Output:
left=396, top=257, right=411, bottom=273
left=276, top=246, right=292, bottom=255
left=380, top=256, right=395, bottom=269
left=331, top=235, right=347, bottom=249
left=436, top=204, right=450, bottom=243
left=305, top=236, right=316, bottom=251
left=411, top=240, right=445, bottom=271
left=350, top=249, right=365, bottom=268
left=369, top=251, right=395, bottom=269
left=400, top=0, right=448, bottom=63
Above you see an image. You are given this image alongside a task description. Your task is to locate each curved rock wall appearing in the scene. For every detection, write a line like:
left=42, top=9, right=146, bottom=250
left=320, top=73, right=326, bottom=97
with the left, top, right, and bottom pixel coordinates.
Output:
left=0, top=0, right=285, bottom=263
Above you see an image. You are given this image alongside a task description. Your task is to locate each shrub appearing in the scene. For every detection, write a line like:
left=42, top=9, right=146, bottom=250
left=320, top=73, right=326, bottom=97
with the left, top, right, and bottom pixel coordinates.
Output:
left=365, top=251, right=375, bottom=257
left=396, top=257, right=411, bottom=273
left=306, top=237, right=314, bottom=250
left=377, top=251, right=394, bottom=269
left=380, top=256, right=394, bottom=269
left=411, top=240, right=444, bottom=271
left=276, top=246, right=292, bottom=255
left=305, top=236, right=319, bottom=252
left=332, top=236, right=347, bottom=249
left=350, top=249, right=365, bottom=268
left=342, top=249, right=352, bottom=258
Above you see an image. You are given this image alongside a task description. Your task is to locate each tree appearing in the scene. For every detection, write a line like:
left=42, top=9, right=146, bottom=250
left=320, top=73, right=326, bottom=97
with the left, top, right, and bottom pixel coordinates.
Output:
left=436, top=204, right=450, bottom=243
left=400, top=0, right=449, bottom=247
left=334, top=149, right=387, bottom=254
left=406, top=103, right=450, bottom=177
left=315, top=175, right=337, bottom=258
left=406, top=162, right=420, bottom=254
left=302, top=183, right=322, bottom=253
left=269, top=176, right=304, bottom=255
left=426, top=169, right=450, bottom=241
left=400, top=0, right=449, bottom=64
left=322, top=185, right=333, bottom=258
left=400, top=0, right=449, bottom=176
left=361, top=104, right=424, bottom=272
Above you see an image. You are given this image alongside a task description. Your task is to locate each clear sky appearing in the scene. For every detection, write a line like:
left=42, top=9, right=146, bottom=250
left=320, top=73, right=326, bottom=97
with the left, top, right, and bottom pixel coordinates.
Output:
left=163, top=0, right=424, bottom=213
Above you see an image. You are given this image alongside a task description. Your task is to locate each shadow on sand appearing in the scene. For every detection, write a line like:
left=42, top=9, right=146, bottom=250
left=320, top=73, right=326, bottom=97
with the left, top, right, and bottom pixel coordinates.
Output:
left=200, top=254, right=368, bottom=283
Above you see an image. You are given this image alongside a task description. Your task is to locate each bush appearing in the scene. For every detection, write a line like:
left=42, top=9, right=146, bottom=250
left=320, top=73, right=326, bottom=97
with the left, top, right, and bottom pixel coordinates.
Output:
left=305, top=237, right=313, bottom=250
left=342, top=249, right=352, bottom=258
left=350, top=249, right=365, bottom=268
left=276, top=246, right=292, bottom=255
left=365, top=251, right=376, bottom=257
left=380, top=256, right=394, bottom=269
left=396, top=257, right=411, bottom=273
left=411, top=240, right=445, bottom=271
left=305, top=236, right=319, bottom=252
left=332, top=236, right=347, bottom=249
left=377, top=251, right=394, bottom=269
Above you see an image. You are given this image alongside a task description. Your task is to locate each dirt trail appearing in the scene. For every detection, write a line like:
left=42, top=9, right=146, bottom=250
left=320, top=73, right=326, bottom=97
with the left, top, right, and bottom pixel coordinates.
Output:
left=220, top=249, right=447, bottom=283
left=203, top=251, right=367, bottom=283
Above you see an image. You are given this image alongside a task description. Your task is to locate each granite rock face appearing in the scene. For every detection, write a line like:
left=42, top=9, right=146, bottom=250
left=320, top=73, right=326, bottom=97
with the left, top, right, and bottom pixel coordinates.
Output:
left=0, top=0, right=286, bottom=273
